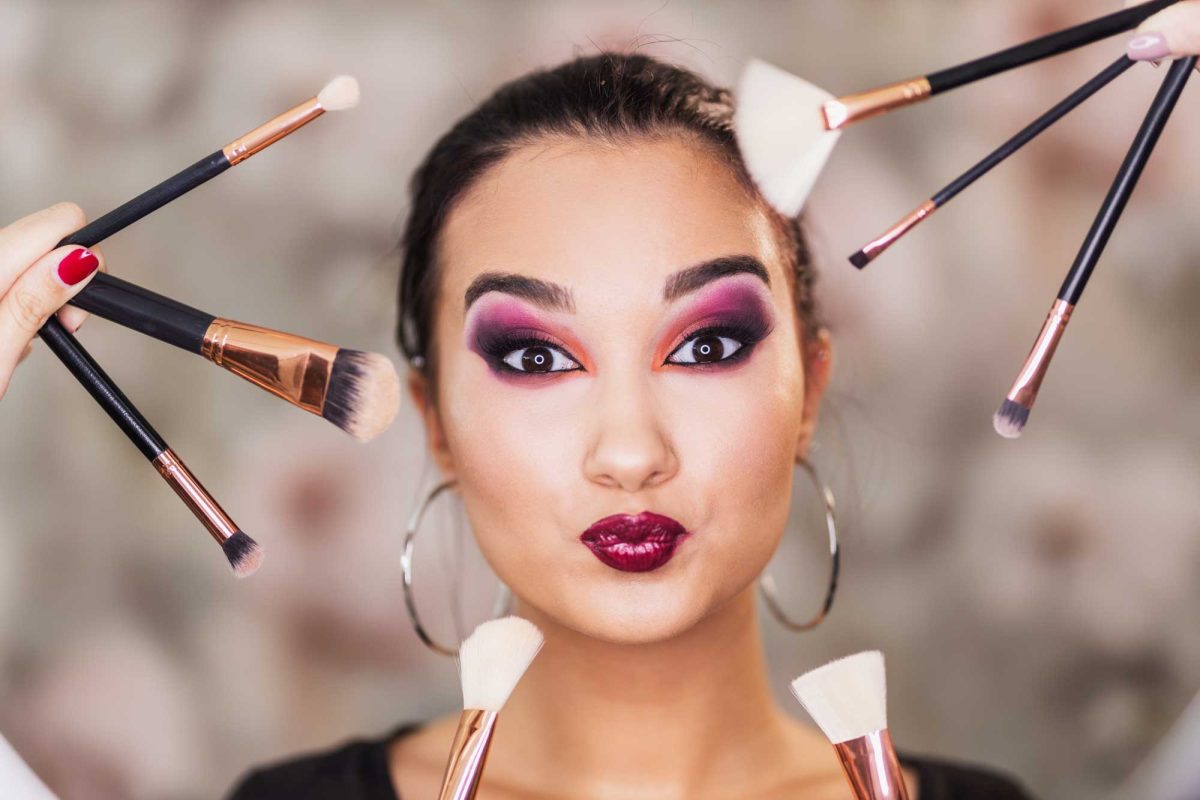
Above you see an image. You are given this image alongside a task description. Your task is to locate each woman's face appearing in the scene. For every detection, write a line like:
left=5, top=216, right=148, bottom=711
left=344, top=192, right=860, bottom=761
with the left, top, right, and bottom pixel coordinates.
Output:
left=410, top=135, right=831, bottom=644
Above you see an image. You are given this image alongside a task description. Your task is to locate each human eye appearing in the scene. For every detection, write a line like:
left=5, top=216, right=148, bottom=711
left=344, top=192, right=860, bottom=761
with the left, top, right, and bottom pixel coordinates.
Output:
left=665, top=321, right=767, bottom=367
left=481, top=332, right=583, bottom=375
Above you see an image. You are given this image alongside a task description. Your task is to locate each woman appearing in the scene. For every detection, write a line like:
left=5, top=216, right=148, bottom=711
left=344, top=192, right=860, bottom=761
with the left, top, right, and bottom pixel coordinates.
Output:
left=2, top=5, right=1195, bottom=797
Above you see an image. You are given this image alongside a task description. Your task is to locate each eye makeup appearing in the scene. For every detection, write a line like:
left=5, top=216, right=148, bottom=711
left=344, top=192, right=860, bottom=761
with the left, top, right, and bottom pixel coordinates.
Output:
left=465, top=299, right=586, bottom=378
left=657, top=277, right=776, bottom=370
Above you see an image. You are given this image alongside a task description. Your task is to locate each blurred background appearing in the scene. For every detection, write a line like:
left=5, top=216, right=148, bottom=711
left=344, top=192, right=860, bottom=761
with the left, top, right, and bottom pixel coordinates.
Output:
left=1, top=1, right=1199, bottom=798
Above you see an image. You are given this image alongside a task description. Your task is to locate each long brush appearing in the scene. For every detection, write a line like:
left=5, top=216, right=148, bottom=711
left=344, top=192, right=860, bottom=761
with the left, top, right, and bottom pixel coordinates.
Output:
left=0, top=731, right=57, bottom=800
left=994, top=55, right=1195, bottom=438
left=438, top=617, right=544, bottom=800
left=67, top=273, right=399, bottom=441
left=30, top=75, right=359, bottom=574
left=791, top=650, right=909, bottom=800
left=734, top=3, right=1178, bottom=218
left=850, top=54, right=1137, bottom=268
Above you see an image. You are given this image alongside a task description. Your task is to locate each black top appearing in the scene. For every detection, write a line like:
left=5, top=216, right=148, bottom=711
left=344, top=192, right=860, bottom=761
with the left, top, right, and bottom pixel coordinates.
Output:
left=225, top=723, right=1036, bottom=800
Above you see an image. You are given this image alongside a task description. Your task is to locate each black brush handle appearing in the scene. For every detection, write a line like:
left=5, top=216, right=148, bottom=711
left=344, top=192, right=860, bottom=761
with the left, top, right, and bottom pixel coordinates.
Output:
left=934, top=55, right=1136, bottom=207
left=927, top=1, right=1177, bottom=95
left=1059, top=55, right=1195, bottom=304
left=69, top=273, right=215, bottom=353
left=58, top=151, right=230, bottom=248
left=38, top=317, right=166, bottom=461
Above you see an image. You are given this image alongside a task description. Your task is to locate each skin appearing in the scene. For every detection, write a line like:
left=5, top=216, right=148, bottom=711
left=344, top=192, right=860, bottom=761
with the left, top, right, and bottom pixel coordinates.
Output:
left=395, top=135, right=906, bottom=800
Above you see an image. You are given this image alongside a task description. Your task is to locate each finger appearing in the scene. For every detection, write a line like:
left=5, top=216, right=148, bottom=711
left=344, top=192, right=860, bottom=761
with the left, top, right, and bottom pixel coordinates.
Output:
left=1128, top=1, right=1200, bottom=61
left=0, top=202, right=87, bottom=298
left=55, top=245, right=106, bottom=333
left=0, top=245, right=103, bottom=401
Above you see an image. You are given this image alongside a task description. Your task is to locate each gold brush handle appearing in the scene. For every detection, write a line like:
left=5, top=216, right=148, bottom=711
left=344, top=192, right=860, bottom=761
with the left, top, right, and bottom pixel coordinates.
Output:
left=437, top=709, right=498, bottom=800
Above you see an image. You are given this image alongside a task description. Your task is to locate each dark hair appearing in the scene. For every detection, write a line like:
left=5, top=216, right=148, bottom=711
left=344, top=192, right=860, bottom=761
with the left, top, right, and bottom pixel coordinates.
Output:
left=397, top=51, right=822, bottom=388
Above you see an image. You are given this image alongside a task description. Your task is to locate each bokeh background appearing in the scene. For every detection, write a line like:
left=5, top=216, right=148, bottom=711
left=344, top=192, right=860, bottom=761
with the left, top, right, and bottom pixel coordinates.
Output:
left=2, top=1, right=1199, bottom=798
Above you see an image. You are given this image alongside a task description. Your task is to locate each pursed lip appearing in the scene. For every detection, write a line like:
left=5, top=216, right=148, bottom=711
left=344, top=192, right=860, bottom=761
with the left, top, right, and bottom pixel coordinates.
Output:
left=579, top=511, right=690, bottom=573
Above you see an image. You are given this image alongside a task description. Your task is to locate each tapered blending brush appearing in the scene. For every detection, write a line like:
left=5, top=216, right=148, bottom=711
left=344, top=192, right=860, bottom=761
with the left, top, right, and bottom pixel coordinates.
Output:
left=850, top=54, right=1137, bottom=269
left=0, top=731, right=57, bottom=800
left=37, top=319, right=263, bottom=577
left=791, top=651, right=909, bottom=800
left=57, top=75, right=360, bottom=249
left=735, top=3, right=1177, bottom=219
left=439, top=617, right=544, bottom=800
left=994, top=55, right=1195, bottom=439
left=65, top=273, right=400, bottom=441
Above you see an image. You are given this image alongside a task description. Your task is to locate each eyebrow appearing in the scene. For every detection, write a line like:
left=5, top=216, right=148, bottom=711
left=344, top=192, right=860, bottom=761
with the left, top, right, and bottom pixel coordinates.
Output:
left=462, top=255, right=770, bottom=313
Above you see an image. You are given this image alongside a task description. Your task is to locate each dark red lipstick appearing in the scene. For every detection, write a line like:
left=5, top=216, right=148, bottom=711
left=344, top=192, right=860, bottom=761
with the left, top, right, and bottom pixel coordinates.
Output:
left=580, top=511, right=690, bottom=573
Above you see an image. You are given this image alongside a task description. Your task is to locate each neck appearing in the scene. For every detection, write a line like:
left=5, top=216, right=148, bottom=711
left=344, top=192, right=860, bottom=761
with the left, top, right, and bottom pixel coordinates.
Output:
left=486, top=588, right=821, bottom=798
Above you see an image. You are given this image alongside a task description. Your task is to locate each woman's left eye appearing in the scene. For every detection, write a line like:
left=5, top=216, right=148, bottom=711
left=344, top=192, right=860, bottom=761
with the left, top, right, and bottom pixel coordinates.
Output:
left=666, top=332, right=746, bottom=365
left=501, top=344, right=580, bottom=373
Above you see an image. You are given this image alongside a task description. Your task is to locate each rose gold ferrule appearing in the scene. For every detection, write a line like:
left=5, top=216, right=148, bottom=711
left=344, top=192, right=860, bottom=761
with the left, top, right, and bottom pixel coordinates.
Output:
left=437, top=709, right=498, bottom=800
left=833, top=729, right=910, bottom=800
left=823, top=77, right=933, bottom=130
left=859, top=200, right=938, bottom=264
left=1005, top=298, right=1074, bottom=408
left=222, top=97, right=324, bottom=165
left=201, top=319, right=339, bottom=416
left=152, top=449, right=239, bottom=546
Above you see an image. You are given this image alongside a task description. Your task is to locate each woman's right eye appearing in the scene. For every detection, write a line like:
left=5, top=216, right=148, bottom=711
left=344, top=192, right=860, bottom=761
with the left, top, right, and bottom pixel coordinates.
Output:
left=500, top=344, right=581, bottom=374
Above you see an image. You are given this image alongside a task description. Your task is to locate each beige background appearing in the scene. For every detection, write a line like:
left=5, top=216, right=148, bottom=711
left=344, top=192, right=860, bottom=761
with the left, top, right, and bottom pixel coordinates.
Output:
left=1, top=1, right=1198, bottom=798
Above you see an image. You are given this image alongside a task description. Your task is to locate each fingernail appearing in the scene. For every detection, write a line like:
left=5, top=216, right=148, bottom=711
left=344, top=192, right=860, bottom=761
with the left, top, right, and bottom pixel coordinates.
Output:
left=57, top=248, right=99, bottom=285
left=1128, top=32, right=1170, bottom=61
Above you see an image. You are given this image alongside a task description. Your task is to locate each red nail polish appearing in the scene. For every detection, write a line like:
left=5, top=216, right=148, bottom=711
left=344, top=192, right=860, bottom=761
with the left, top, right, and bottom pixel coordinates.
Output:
left=57, top=248, right=99, bottom=285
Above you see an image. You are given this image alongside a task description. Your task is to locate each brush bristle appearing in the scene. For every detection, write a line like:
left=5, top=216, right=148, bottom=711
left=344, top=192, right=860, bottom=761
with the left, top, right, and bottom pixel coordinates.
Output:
left=222, top=531, right=264, bottom=578
left=993, top=399, right=1029, bottom=439
left=0, top=732, right=58, bottom=799
left=324, top=350, right=401, bottom=442
left=317, top=75, right=360, bottom=110
left=790, top=650, right=887, bottom=744
left=734, top=58, right=842, bottom=217
left=849, top=249, right=870, bottom=269
left=459, top=616, right=544, bottom=713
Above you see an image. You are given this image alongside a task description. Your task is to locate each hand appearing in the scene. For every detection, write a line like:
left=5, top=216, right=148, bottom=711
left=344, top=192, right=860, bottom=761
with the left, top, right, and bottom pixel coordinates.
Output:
left=1125, top=0, right=1200, bottom=66
left=0, top=203, right=106, bottom=401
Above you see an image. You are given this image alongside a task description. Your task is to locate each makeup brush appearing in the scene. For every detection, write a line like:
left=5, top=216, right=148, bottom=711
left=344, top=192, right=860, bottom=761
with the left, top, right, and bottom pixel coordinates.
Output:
left=58, top=75, right=359, bottom=249
left=994, top=55, right=1195, bottom=439
left=439, top=616, right=544, bottom=800
left=735, top=3, right=1178, bottom=218
left=850, top=54, right=1137, bottom=268
left=38, top=318, right=263, bottom=577
left=791, top=650, right=909, bottom=800
left=0, top=731, right=57, bottom=800
left=67, top=273, right=400, bottom=441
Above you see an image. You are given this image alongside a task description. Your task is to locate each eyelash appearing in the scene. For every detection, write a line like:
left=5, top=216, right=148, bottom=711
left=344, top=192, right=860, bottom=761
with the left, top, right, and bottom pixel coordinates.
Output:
left=478, top=321, right=770, bottom=376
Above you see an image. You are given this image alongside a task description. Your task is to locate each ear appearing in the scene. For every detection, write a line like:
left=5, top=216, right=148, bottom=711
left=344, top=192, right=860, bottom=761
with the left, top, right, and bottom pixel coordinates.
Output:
left=406, top=368, right=458, bottom=480
left=795, top=327, right=833, bottom=461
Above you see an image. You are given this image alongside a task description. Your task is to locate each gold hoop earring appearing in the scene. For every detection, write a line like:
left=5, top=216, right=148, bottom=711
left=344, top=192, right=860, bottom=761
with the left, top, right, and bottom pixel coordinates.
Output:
left=401, top=479, right=512, bottom=656
left=759, top=457, right=840, bottom=632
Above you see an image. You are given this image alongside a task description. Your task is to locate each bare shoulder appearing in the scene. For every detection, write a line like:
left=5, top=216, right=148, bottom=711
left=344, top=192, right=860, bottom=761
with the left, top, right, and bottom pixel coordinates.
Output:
left=387, top=712, right=463, bottom=799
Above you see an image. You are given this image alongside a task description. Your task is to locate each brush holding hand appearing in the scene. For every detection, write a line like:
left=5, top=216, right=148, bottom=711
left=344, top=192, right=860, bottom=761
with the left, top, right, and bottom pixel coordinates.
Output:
left=1126, top=0, right=1200, bottom=65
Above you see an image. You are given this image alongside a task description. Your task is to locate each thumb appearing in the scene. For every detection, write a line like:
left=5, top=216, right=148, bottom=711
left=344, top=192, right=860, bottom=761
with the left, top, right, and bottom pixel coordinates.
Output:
left=1128, top=1, right=1200, bottom=60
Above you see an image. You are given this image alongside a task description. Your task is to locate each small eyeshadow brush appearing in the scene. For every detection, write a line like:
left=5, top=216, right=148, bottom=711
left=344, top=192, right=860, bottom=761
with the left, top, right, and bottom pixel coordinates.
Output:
left=995, top=55, right=1196, bottom=438
left=850, top=54, right=1138, bottom=268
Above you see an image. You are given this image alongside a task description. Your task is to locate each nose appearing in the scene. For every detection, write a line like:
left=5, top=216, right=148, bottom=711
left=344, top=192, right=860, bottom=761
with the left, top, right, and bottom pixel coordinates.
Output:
left=583, top=372, right=678, bottom=493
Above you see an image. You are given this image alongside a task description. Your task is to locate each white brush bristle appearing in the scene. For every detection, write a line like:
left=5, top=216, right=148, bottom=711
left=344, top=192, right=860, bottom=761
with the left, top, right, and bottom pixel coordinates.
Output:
left=790, top=650, right=888, bottom=744
left=734, top=59, right=842, bottom=217
left=459, top=616, right=544, bottom=713
left=318, top=75, right=360, bottom=110
left=0, top=732, right=58, bottom=799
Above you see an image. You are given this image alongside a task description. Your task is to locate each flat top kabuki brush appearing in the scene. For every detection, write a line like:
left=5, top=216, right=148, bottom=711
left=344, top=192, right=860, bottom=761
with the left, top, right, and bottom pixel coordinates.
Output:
left=68, top=272, right=400, bottom=441
left=995, top=55, right=1196, bottom=439
left=735, top=2, right=1179, bottom=217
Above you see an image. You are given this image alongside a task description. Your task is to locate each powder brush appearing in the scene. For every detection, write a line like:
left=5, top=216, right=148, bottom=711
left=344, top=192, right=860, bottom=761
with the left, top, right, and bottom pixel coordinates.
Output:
left=68, top=273, right=400, bottom=441
left=734, top=2, right=1178, bottom=218
left=0, top=731, right=58, bottom=800
left=791, top=650, right=909, bottom=800
left=439, top=617, right=544, bottom=800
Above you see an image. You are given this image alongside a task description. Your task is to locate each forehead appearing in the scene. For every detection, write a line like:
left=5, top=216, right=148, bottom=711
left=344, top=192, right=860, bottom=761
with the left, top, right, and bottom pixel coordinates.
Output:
left=436, top=136, right=787, bottom=312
